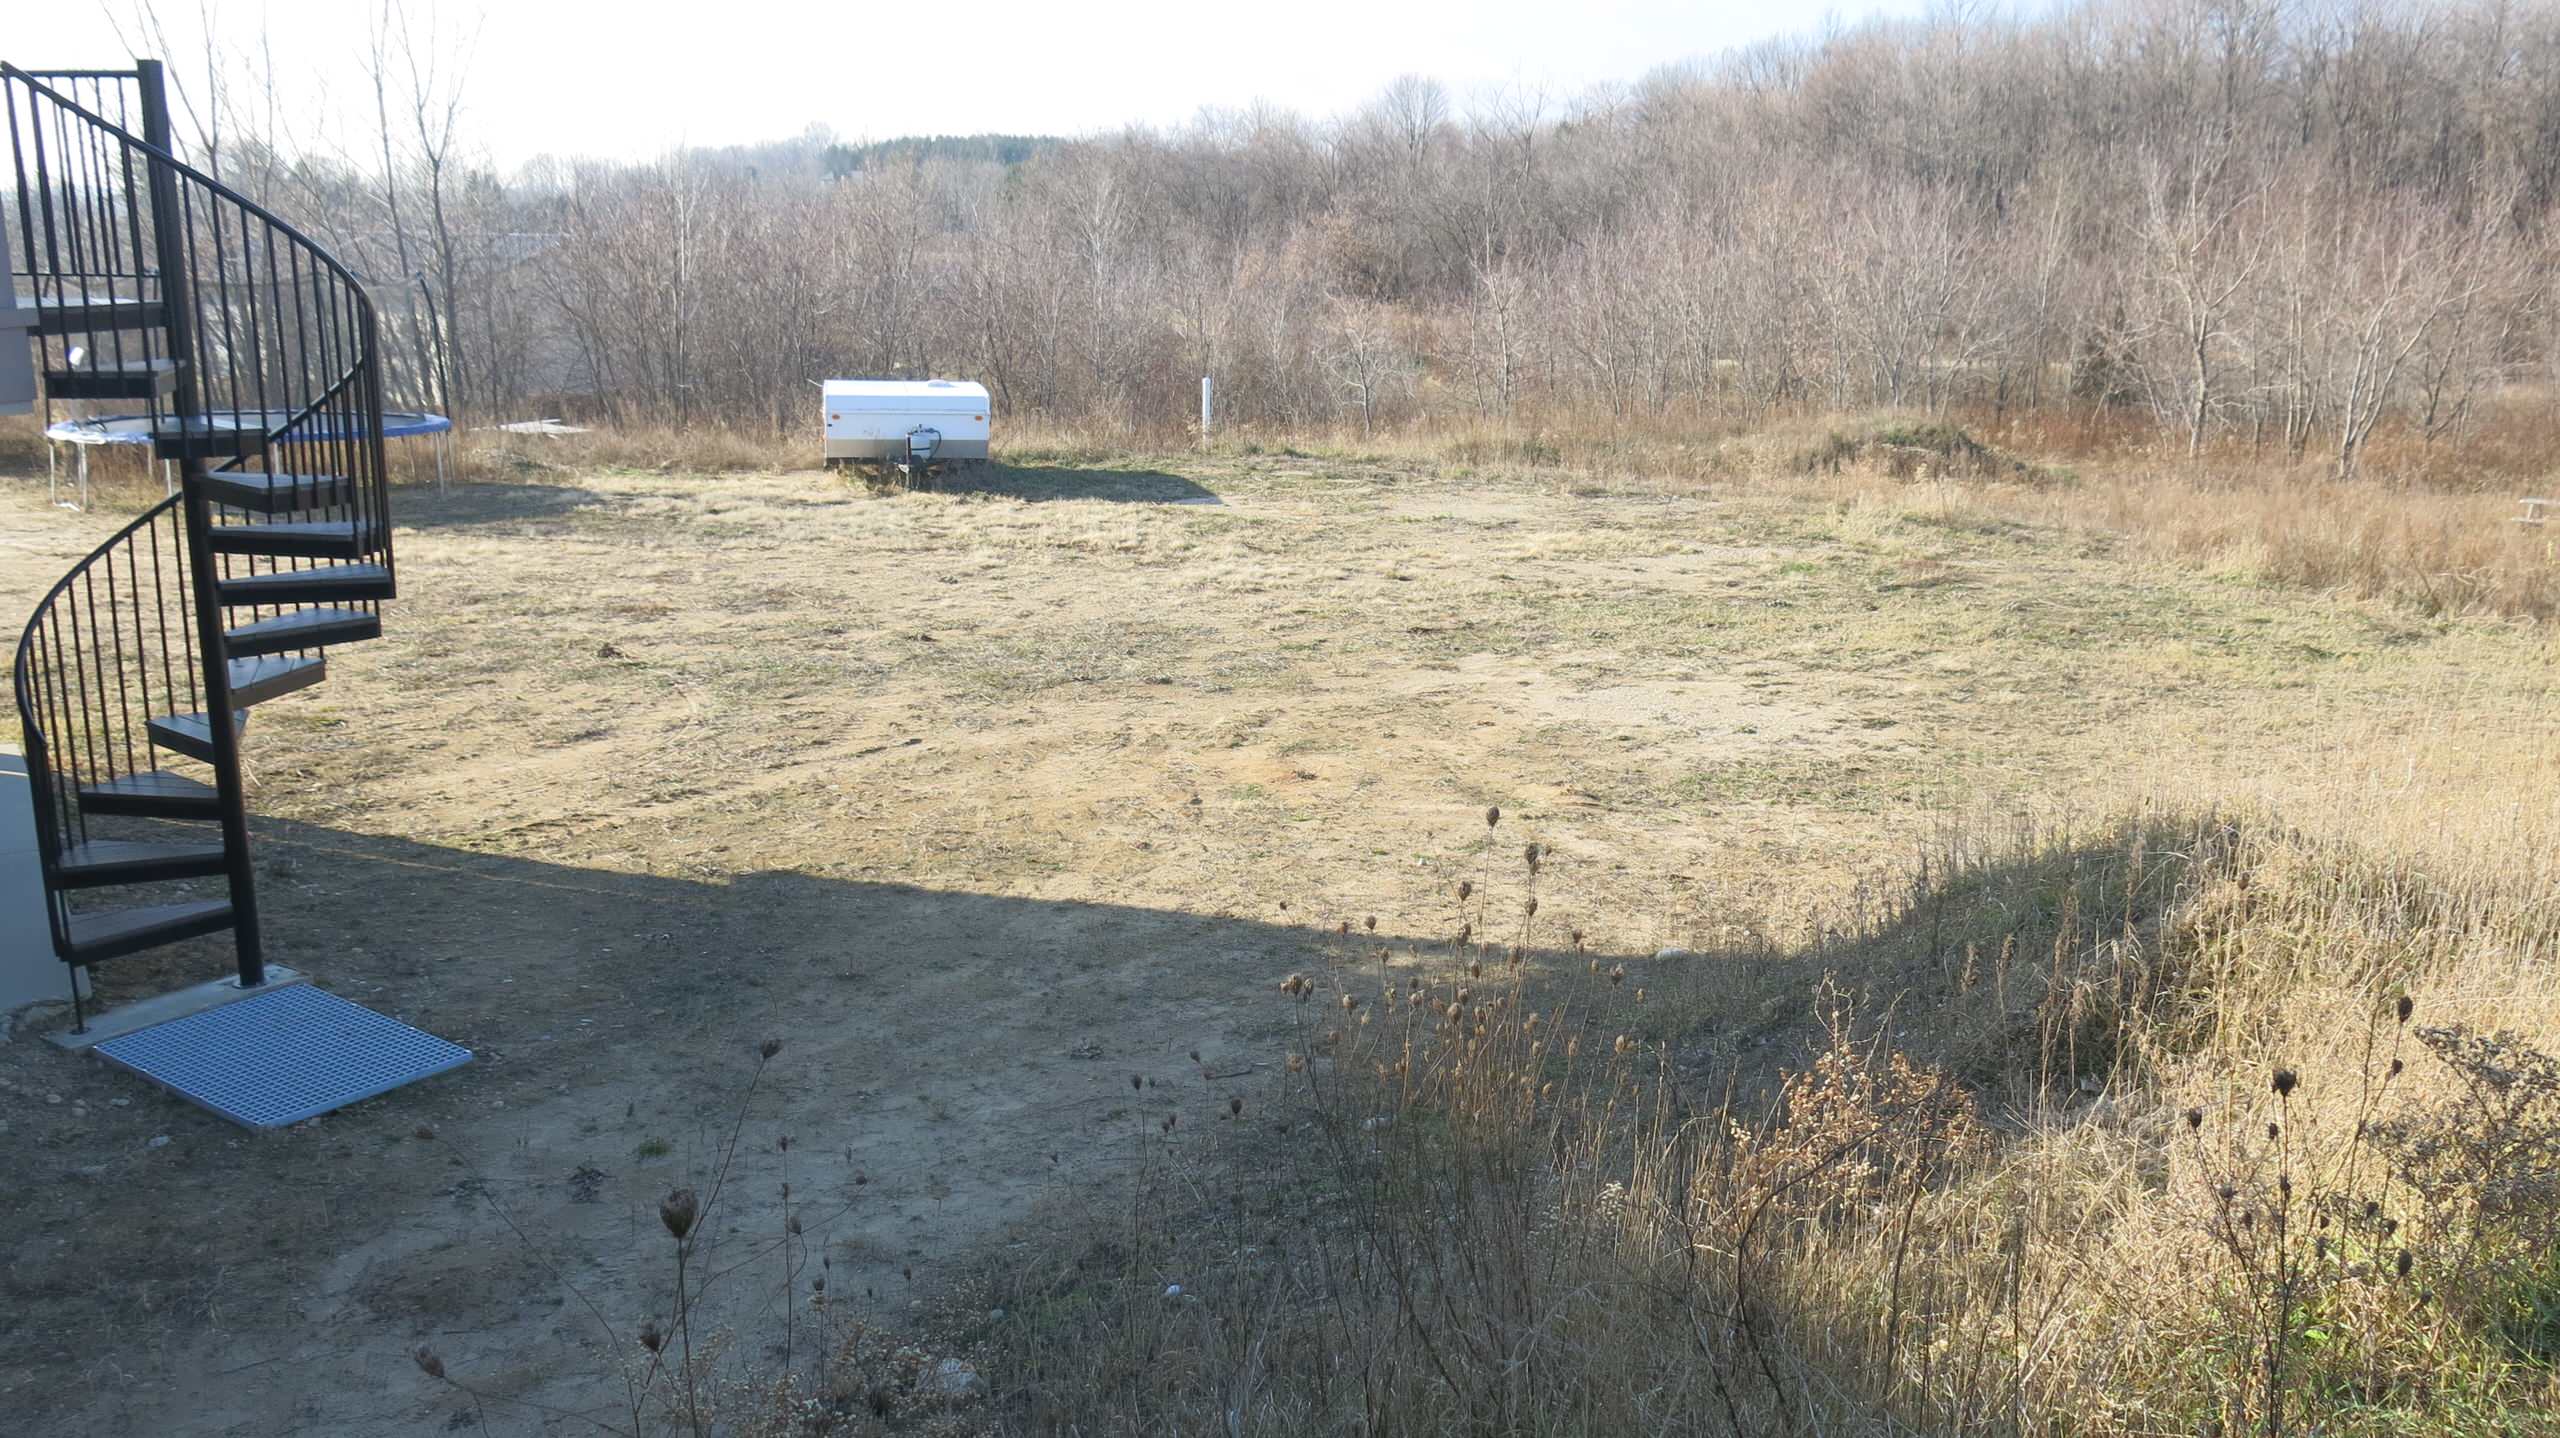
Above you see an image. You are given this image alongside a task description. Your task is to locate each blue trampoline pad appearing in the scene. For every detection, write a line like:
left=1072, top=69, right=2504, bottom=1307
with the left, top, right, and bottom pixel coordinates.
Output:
left=46, top=409, right=454, bottom=445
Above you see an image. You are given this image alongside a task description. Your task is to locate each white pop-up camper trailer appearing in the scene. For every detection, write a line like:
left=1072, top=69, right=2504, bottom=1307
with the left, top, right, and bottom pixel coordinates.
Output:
left=822, top=379, right=990, bottom=474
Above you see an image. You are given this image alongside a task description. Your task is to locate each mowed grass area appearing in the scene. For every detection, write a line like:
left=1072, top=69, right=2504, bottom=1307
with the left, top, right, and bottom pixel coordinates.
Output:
left=304, top=440, right=2554, bottom=949
left=2, top=438, right=2556, bottom=1434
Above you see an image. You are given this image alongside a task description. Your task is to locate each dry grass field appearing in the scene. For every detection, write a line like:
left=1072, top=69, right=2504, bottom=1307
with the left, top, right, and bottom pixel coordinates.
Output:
left=2, top=430, right=2556, bottom=1433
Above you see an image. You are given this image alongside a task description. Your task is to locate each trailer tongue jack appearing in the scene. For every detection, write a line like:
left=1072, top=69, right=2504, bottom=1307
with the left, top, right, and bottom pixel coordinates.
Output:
left=899, top=425, right=943, bottom=477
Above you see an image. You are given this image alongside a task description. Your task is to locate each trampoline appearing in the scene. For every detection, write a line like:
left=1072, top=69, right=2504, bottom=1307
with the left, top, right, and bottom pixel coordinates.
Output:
left=42, top=409, right=454, bottom=509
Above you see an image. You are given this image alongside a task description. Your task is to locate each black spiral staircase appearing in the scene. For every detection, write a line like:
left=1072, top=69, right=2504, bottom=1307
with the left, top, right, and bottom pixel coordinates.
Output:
left=8, top=61, right=395, bottom=1029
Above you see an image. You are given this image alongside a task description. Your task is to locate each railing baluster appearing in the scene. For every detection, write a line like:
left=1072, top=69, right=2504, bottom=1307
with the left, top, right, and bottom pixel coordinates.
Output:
left=42, top=615, right=80, bottom=844
left=285, top=242, right=312, bottom=502
left=103, top=544, right=136, bottom=777
left=121, top=534, right=154, bottom=774
left=147, top=515, right=179, bottom=748
left=243, top=204, right=271, bottom=457
left=170, top=507, right=199, bottom=712
left=52, top=597, right=94, bottom=837
left=266, top=225, right=291, bottom=488
left=81, top=89, right=127, bottom=376
left=5, top=80, right=40, bottom=286
left=172, top=178, right=194, bottom=412
left=207, top=180, right=241, bottom=452
left=27, top=87, right=66, bottom=321
left=65, top=93, right=104, bottom=363
left=75, top=569, right=113, bottom=783
left=112, top=85, right=158, bottom=414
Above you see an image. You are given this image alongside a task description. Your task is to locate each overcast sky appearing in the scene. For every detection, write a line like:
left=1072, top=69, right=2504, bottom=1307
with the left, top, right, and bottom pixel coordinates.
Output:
left=20, top=1, right=1944, bottom=169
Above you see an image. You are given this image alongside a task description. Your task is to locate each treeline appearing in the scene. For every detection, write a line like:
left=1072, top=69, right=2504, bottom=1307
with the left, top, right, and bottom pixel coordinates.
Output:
left=821, top=135, right=1056, bottom=177
left=197, top=0, right=2560, bottom=475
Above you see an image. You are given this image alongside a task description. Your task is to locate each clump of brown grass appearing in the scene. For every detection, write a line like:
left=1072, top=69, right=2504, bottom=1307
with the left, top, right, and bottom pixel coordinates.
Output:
left=1689, top=409, right=2558, bottom=619
left=2036, top=465, right=2560, bottom=618
left=1785, top=415, right=2051, bottom=483
left=0, top=411, right=53, bottom=472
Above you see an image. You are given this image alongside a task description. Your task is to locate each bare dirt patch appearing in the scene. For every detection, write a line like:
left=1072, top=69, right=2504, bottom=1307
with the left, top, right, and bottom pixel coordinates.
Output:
left=0, top=454, right=2547, bottom=1433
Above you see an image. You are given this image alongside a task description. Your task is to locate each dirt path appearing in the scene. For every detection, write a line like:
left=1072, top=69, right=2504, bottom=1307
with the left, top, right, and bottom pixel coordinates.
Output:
left=0, top=457, right=2540, bottom=1433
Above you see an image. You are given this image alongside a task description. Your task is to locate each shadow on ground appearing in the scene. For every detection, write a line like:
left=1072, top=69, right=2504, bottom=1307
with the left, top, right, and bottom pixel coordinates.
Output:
left=389, top=478, right=613, bottom=528
left=0, top=801, right=2196, bottom=1433
left=0, top=813, right=1629, bottom=1433
left=933, top=462, right=1221, bottom=504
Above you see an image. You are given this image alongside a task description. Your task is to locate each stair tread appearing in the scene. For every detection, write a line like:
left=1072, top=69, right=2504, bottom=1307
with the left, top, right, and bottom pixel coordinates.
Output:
left=225, top=606, right=376, bottom=637
left=44, top=355, right=182, bottom=399
left=200, top=471, right=352, bottom=514
left=206, top=469, right=338, bottom=483
left=46, top=357, right=178, bottom=376
left=147, top=710, right=249, bottom=764
left=81, top=770, right=220, bottom=807
left=79, top=768, right=223, bottom=820
left=154, top=418, right=268, bottom=460
left=63, top=839, right=225, bottom=860
left=216, top=520, right=361, bottom=537
left=206, top=520, right=379, bottom=559
left=223, top=560, right=390, bottom=579
left=57, top=840, right=229, bottom=886
left=30, top=296, right=168, bottom=335
left=228, top=653, right=328, bottom=704
left=65, top=899, right=234, bottom=957
left=223, top=607, right=380, bottom=657
left=218, top=562, right=392, bottom=595
left=150, top=710, right=250, bottom=735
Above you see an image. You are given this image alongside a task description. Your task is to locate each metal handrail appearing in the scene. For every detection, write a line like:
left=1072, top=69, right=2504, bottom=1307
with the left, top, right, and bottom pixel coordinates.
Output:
left=6, top=59, right=393, bottom=995
left=8, top=495, right=196, bottom=954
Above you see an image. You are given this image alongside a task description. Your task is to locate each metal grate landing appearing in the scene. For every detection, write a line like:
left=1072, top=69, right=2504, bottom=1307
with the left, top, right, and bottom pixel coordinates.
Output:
left=95, top=984, right=471, bottom=1129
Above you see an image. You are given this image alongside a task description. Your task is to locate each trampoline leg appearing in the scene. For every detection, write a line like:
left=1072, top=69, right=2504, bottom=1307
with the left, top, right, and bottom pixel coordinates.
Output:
left=75, top=445, right=89, bottom=511
left=163, top=459, right=175, bottom=497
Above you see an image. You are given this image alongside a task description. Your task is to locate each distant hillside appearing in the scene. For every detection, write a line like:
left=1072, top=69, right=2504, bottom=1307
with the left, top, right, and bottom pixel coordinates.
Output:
left=821, top=134, right=1056, bottom=177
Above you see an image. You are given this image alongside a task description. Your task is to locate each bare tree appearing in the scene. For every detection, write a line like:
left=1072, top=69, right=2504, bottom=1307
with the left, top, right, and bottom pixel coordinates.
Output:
left=393, top=0, right=481, bottom=423
left=100, top=0, right=2560, bottom=458
left=2313, top=188, right=2506, bottom=479
left=364, top=1, right=438, bottom=411
left=1326, top=298, right=1408, bottom=437
left=2131, top=143, right=2267, bottom=458
left=1466, top=255, right=1530, bottom=417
